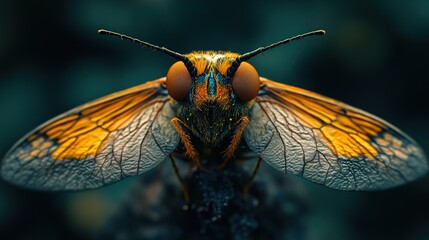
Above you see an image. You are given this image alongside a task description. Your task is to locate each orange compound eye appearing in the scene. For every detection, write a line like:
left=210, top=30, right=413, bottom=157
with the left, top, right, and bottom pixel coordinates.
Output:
left=232, top=62, right=260, bottom=102
left=166, top=61, right=192, bottom=101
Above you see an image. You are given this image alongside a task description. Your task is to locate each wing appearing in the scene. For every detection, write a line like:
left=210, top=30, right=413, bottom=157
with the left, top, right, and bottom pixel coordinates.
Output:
left=1, top=78, right=179, bottom=190
left=244, top=78, right=428, bottom=190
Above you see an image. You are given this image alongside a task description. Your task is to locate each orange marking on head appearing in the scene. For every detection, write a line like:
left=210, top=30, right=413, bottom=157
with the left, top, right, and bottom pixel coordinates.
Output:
left=186, top=51, right=240, bottom=76
left=215, top=84, right=231, bottom=109
left=217, top=60, right=232, bottom=76
left=186, top=51, right=211, bottom=76
left=193, top=59, right=208, bottom=76
left=193, top=83, right=209, bottom=108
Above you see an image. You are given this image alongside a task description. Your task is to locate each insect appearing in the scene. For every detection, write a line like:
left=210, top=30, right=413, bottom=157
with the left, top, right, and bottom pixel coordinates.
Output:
left=1, top=29, right=427, bottom=193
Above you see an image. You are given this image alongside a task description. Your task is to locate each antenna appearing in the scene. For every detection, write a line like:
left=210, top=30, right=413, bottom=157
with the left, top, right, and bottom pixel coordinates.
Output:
left=227, top=30, right=326, bottom=76
left=98, top=29, right=197, bottom=76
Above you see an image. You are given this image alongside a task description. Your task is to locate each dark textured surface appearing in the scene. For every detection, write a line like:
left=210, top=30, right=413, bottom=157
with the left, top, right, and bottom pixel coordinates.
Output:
left=97, top=161, right=307, bottom=240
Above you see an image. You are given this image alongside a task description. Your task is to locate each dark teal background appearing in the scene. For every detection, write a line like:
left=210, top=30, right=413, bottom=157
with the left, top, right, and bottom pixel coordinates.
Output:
left=0, top=0, right=428, bottom=239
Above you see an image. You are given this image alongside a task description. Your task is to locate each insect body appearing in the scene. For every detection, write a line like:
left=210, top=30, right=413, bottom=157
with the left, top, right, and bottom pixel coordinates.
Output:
left=1, top=30, right=427, bottom=192
left=169, top=52, right=258, bottom=164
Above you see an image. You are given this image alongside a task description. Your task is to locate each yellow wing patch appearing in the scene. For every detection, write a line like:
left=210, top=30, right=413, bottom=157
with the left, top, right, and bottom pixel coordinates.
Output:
left=1, top=77, right=180, bottom=190
left=247, top=78, right=427, bottom=190
left=27, top=79, right=166, bottom=161
left=260, top=78, right=390, bottom=160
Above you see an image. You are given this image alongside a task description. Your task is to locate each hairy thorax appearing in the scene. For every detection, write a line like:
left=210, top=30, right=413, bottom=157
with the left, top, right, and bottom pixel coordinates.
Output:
left=174, top=100, right=247, bottom=147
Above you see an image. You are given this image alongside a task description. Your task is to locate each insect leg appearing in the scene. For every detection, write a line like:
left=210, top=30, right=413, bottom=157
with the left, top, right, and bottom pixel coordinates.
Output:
left=169, top=154, right=190, bottom=202
left=218, top=116, right=249, bottom=169
left=171, top=117, right=208, bottom=172
left=243, top=156, right=262, bottom=198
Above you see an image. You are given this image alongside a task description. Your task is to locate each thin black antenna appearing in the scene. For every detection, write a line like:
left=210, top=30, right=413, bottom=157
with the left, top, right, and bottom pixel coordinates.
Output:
left=98, top=29, right=197, bottom=76
left=227, top=29, right=326, bottom=76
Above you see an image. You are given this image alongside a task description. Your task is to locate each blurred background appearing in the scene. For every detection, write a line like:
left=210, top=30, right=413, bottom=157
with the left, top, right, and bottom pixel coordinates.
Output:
left=0, top=0, right=428, bottom=239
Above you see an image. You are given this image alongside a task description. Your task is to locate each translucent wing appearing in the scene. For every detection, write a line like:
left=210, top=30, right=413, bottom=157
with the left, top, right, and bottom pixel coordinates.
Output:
left=1, top=78, right=179, bottom=190
left=245, top=78, right=427, bottom=190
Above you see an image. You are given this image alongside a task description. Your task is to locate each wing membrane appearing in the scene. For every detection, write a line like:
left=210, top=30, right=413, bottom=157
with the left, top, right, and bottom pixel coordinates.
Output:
left=245, top=78, right=427, bottom=190
left=1, top=78, right=179, bottom=190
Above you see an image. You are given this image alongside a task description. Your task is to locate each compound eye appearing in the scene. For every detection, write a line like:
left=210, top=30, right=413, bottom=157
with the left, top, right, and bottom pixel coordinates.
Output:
left=231, top=62, right=260, bottom=102
left=166, top=61, right=192, bottom=101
